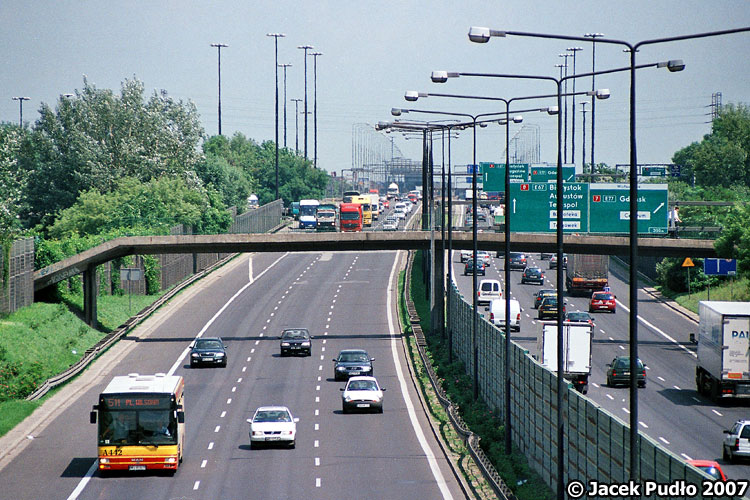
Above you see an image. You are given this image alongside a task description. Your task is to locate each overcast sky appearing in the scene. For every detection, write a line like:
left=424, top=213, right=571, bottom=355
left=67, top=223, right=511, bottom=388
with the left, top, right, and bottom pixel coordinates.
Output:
left=2, top=1, right=748, bottom=175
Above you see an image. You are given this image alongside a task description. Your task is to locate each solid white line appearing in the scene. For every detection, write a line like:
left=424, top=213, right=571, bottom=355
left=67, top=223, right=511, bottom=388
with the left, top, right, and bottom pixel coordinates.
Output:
left=615, top=299, right=696, bottom=358
left=167, top=253, right=289, bottom=376
left=65, top=462, right=97, bottom=500
left=386, top=252, right=454, bottom=500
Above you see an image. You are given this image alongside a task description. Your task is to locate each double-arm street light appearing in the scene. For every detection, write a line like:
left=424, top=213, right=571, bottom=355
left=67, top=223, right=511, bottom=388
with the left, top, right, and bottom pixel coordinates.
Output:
left=209, top=43, right=228, bottom=135
left=567, top=47, right=583, bottom=166
left=466, top=24, right=749, bottom=493
left=267, top=33, right=285, bottom=200
left=406, top=87, right=608, bottom=455
left=433, top=57, right=682, bottom=495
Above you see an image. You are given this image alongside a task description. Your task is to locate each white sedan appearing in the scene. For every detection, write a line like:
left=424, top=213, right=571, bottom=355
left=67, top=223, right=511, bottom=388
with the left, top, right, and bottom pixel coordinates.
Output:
left=247, top=406, right=299, bottom=448
left=340, top=376, right=386, bottom=413
left=383, top=221, right=398, bottom=231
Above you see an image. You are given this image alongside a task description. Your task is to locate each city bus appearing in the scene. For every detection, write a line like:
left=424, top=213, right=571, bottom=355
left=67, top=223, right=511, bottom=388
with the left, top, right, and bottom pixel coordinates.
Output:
left=298, top=199, right=320, bottom=230
left=90, top=373, right=185, bottom=473
left=351, top=195, right=372, bottom=227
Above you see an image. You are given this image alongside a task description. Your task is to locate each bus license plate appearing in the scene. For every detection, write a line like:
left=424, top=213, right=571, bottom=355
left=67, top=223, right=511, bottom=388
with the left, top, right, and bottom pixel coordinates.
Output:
left=129, top=465, right=146, bottom=471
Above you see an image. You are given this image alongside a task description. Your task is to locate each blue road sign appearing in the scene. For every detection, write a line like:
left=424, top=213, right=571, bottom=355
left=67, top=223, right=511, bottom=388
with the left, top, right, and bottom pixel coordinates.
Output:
left=703, top=258, right=737, bottom=276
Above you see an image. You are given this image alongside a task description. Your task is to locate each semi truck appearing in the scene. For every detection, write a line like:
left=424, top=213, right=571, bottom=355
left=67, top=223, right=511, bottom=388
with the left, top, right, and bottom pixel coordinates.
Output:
left=565, top=254, right=609, bottom=296
left=695, top=301, right=750, bottom=401
left=315, top=203, right=337, bottom=231
left=339, top=203, right=362, bottom=232
left=536, top=321, right=593, bottom=394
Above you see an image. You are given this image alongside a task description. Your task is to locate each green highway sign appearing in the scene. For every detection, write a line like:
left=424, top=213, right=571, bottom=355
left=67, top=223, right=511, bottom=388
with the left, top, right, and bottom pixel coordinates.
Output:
left=641, top=166, right=667, bottom=177
left=509, top=182, right=588, bottom=232
left=528, top=165, right=576, bottom=183
left=482, top=162, right=528, bottom=191
left=506, top=182, right=668, bottom=234
left=588, top=183, right=668, bottom=234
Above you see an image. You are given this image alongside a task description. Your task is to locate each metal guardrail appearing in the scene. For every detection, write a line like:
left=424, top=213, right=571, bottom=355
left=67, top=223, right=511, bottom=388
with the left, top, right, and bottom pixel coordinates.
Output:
left=403, top=249, right=516, bottom=500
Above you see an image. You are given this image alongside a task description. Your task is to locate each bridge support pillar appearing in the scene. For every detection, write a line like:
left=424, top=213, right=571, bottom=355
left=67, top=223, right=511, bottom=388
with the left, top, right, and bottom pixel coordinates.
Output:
left=83, top=266, right=98, bottom=328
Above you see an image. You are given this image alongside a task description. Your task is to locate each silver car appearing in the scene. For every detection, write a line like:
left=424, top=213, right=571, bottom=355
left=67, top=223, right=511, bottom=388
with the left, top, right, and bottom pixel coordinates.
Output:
left=723, top=419, right=750, bottom=462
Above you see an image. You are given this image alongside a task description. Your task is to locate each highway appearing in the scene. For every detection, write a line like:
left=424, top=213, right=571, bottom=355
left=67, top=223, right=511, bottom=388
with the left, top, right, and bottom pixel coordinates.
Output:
left=0, top=231, right=465, bottom=498
left=450, top=218, right=750, bottom=481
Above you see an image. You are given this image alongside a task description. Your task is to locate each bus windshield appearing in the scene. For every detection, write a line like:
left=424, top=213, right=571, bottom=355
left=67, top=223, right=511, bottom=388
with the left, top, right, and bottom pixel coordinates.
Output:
left=99, top=409, right=177, bottom=446
left=299, top=205, right=318, bottom=217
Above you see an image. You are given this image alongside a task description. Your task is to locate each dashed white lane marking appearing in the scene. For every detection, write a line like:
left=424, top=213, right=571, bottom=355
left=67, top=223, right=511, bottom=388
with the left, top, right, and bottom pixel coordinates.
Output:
left=232, top=387, right=236, bottom=393
left=226, top=398, right=232, bottom=405
left=255, top=340, right=260, bottom=345
left=315, top=396, right=320, bottom=403
left=201, top=459, right=207, bottom=468
left=242, top=366, right=247, bottom=372
left=606, top=394, right=614, bottom=400
left=315, top=423, right=319, bottom=431
left=315, top=409, right=319, bottom=416
left=259, top=332, right=264, bottom=337
left=214, top=426, right=221, bottom=433
left=247, top=356, right=252, bottom=361
left=659, top=437, right=670, bottom=445
left=237, top=378, right=242, bottom=383
left=640, top=421, right=649, bottom=429
left=674, top=385, right=680, bottom=390
left=692, top=397, right=701, bottom=403
left=622, top=408, right=630, bottom=414
left=681, top=453, right=692, bottom=461
left=316, top=478, right=321, bottom=488
left=220, top=411, right=226, bottom=418
left=318, top=365, right=323, bottom=371
left=315, top=457, right=320, bottom=466
left=320, top=355, right=324, bottom=360
left=657, top=376, right=665, bottom=382
left=317, top=376, right=321, bottom=382
left=208, top=442, right=214, bottom=450
left=314, top=440, right=319, bottom=448
left=713, top=409, right=724, bottom=417
left=322, top=339, right=326, bottom=344
left=616, top=300, right=697, bottom=358
left=316, top=385, right=320, bottom=391
left=194, top=481, right=200, bottom=490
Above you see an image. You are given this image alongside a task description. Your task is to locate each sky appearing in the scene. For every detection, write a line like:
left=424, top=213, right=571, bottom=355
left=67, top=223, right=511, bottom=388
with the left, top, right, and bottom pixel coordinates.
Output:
left=1, top=1, right=749, bottom=177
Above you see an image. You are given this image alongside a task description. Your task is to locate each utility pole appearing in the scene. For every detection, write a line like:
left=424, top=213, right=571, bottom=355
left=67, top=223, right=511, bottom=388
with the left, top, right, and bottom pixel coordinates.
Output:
left=267, top=33, right=285, bottom=201
left=210, top=43, right=228, bottom=135
left=291, top=98, right=302, bottom=154
left=278, top=63, right=292, bottom=148
left=297, top=44, right=314, bottom=161
left=310, top=52, right=322, bottom=168
left=580, top=102, right=588, bottom=174
left=11, top=97, right=30, bottom=127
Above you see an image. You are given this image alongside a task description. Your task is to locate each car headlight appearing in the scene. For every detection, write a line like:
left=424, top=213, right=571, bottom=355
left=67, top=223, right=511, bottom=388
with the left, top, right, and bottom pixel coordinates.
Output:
left=344, top=395, right=352, bottom=402
left=99, top=458, right=110, bottom=464
left=336, top=366, right=346, bottom=371
left=165, top=457, right=176, bottom=463
left=362, top=366, right=371, bottom=371
left=281, top=342, right=290, bottom=347
left=252, top=430, right=263, bottom=436
left=301, top=341, right=310, bottom=347
left=191, top=353, right=199, bottom=357
left=215, top=352, right=225, bottom=357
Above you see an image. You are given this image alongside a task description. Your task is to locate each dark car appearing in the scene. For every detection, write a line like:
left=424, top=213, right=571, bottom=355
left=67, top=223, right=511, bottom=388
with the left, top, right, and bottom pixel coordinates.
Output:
left=521, top=267, right=545, bottom=285
left=565, top=311, right=595, bottom=327
left=606, top=356, right=646, bottom=388
left=540, top=251, right=553, bottom=260
left=464, top=258, right=486, bottom=276
left=333, top=349, right=374, bottom=381
left=549, top=254, right=568, bottom=270
left=534, top=289, right=557, bottom=309
left=280, top=328, right=312, bottom=356
left=507, top=252, right=528, bottom=270
left=190, top=337, right=227, bottom=368
left=538, top=296, right=565, bottom=320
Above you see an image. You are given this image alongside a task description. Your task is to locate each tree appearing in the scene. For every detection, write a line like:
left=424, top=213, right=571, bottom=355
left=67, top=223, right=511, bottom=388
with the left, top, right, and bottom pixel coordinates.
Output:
left=672, top=104, right=750, bottom=189
left=715, top=203, right=750, bottom=277
left=0, top=124, right=29, bottom=238
left=22, top=78, right=205, bottom=228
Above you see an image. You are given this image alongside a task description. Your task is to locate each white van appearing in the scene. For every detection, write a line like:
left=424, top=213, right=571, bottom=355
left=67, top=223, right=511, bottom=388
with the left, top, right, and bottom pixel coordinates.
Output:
left=487, top=298, right=521, bottom=332
left=477, top=279, right=502, bottom=305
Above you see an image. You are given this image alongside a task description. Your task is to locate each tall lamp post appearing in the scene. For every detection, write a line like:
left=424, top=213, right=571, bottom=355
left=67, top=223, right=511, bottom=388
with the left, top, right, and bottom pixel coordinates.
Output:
left=558, top=53, right=570, bottom=163
left=584, top=33, right=604, bottom=175
left=298, top=45, right=314, bottom=161
left=408, top=88, right=606, bottom=454
left=291, top=98, right=302, bottom=154
left=567, top=47, right=583, bottom=165
left=267, top=33, right=285, bottom=200
left=209, top=43, right=228, bottom=135
left=11, top=96, right=30, bottom=127
left=311, top=51, right=323, bottom=167
left=466, top=24, right=749, bottom=491
left=580, top=101, right=588, bottom=171
left=434, top=57, right=678, bottom=497
left=278, top=63, right=292, bottom=148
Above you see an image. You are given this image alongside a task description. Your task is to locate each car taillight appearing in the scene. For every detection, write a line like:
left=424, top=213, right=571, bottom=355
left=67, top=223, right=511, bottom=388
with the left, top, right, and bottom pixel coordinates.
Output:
left=735, top=438, right=740, bottom=451
left=516, top=313, right=521, bottom=322
left=611, top=371, right=617, bottom=376
left=490, top=313, right=494, bottom=321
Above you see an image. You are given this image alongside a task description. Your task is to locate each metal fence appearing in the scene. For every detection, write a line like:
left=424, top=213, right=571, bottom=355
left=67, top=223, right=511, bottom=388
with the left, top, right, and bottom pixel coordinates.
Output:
left=447, top=283, right=737, bottom=500
left=0, top=238, right=34, bottom=314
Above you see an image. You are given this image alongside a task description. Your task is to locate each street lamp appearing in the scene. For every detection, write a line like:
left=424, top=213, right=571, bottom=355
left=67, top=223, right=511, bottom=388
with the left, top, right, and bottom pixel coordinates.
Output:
left=310, top=52, right=323, bottom=168
left=267, top=33, right=285, bottom=201
left=580, top=101, right=588, bottom=171
left=278, top=63, right=292, bottom=148
left=298, top=45, right=314, bottom=160
left=558, top=53, right=571, bottom=163
left=291, top=98, right=302, bottom=155
left=584, top=33, right=605, bottom=175
left=567, top=47, right=583, bottom=165
left=209, top=43, right=228, bottom=136
left=11, top=97, right=30, bottom=127
left=466, top=23, right=749, bottom=489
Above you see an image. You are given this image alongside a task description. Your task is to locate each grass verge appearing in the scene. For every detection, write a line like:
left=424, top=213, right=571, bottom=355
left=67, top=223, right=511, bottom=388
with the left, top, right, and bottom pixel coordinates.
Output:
left=405, top=251, right=553, bottom=500
left=669, top=277, right=750, bottom=313
left=0, top=290, right=166, bottom=438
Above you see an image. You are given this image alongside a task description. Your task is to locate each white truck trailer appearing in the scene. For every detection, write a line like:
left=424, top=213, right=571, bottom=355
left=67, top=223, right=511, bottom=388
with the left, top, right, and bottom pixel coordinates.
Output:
left=695, top=301, right=750, bottom=401
left=536, top=321, right=593, bottom=394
